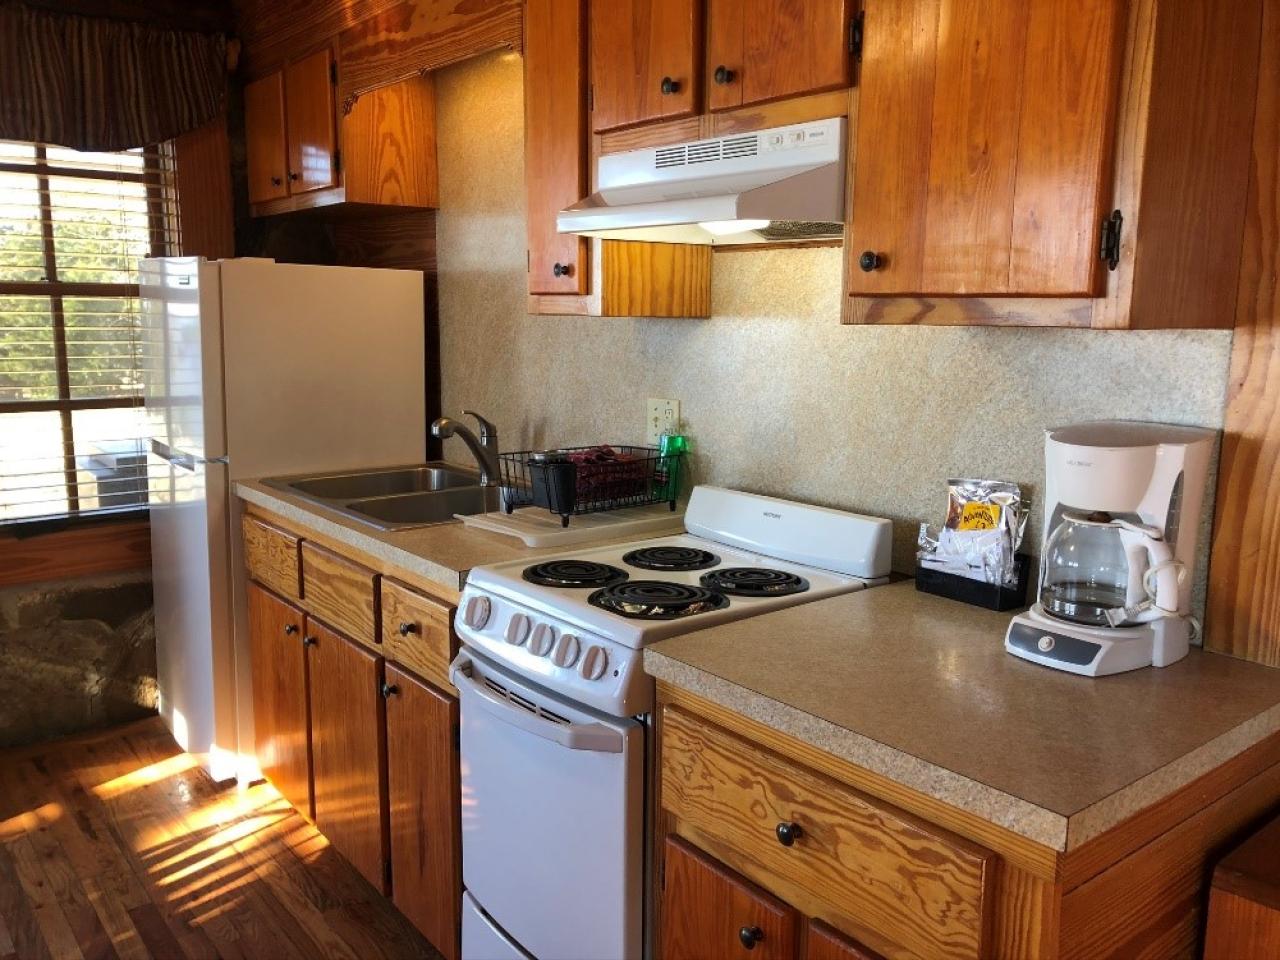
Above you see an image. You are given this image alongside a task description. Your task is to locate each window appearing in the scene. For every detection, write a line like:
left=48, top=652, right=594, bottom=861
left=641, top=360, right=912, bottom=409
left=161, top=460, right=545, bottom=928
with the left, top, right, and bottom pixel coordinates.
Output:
left=0, top=141, right=177, bottom=524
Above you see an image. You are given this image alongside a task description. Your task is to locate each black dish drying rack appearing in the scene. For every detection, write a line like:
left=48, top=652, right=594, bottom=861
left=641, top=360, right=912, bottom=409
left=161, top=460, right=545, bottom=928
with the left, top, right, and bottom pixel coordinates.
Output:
left=499, top=445, right=684, bottom=527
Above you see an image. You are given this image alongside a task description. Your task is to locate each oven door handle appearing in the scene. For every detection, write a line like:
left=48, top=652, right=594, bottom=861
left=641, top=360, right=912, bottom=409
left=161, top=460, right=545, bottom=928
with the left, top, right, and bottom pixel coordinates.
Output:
left=451, top=655, right=625, bottom=754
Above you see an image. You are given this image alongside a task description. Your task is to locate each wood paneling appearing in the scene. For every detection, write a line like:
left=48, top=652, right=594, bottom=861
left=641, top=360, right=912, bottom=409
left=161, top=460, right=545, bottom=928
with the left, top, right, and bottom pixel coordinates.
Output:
left=599, top=239, right=712, bottom=317
left=307, top=618, right=390, bottom=894
left=589, top=0, right=703, bottom=133
left=247, top=583, right=312, bottom=818
left=804, top=919, right=885, bottom=960
left=385, top=665, right=460, bottom=960
left=242, top=513, right=301, bottom=599
left=661, top=705, right=994, bottom=960
left=1127, top=0, right=1263, bottom=330
left=243, top=70, right=289, bottom=204
left=661, top=835, right=799, bottom=960
left=0, top=519, right=150, bottom=588
left=173, top=113, right=236, bottom=259
left=342, top=74, right=439, bottom=207
left=300, top=540, right=379, bottom=645
left=1207, top=0, right=1280, bottom=664
left=525, top=0, right=589, bottom=295
left=337, top=0, right=523, bottom=105
left=381, top=578, right=455, bottom=692
left=25, top=0, right=232, bottom=32
left=235, top=0, right=401, bottom=75
left=285, top=47, right=338, bottom=194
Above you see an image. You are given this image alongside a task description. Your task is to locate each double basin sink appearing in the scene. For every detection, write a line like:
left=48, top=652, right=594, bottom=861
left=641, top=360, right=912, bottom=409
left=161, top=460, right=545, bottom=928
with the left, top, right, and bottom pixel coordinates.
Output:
left=263, top=462, right=500, bottom=531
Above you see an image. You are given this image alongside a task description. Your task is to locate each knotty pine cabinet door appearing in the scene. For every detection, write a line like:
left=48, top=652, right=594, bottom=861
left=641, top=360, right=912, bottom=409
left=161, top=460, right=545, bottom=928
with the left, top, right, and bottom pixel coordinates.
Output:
left=705, top=0, right=854, bottom=111
left=847, top=0, right=1125, bottom=297
left=590, top=0, right=702, bottom=132
left=243, top=71, right=289, bottom=204
left=661, top=835, right=798, bottom=959
left=385, top=665, right=460, bottom=960
left=284, top=47, right=338, bottom=194
left=526, top=0, right=589, bottom=294
left=307, top=617, right=390, bottom=894
left=247, top=583, right=312, bottom=818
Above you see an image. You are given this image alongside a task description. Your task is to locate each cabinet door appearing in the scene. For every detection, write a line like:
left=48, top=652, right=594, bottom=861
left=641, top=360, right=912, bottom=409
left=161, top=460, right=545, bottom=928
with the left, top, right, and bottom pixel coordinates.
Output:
left=661, top=836, right=797, bottom=960
left=805, top=920, right=885, bottom=960
left=285, top=47, right=337, bottom=194
left=243, top=70, right=288, bottom=204
left=385, top=665, right=460, bottom=960
left=707, top=0, right=852, bottom=111
left=847, top=0, right=1123, bottom=297
left=307, top=617, right=389, bottom=893
left=590, top=0, right=701, bottom=132
left=526, top=0, right=589, bottom=294
left=247, top=583, right=311, bottom=817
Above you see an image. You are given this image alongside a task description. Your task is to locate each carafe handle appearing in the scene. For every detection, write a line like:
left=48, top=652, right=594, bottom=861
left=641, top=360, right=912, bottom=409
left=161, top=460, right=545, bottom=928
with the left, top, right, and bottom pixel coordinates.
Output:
left=1118, top=523, right=1179, bottom=617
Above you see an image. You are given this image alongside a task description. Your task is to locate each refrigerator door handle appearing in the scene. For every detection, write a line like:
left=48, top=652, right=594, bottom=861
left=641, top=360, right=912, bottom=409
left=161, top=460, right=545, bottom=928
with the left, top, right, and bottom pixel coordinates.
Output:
left=151, top=439, right=229, bottom=472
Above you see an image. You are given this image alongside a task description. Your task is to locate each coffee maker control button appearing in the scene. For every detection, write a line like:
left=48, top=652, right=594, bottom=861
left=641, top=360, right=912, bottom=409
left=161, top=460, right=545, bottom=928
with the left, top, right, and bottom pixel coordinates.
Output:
left=1038, top=635, right=1056, bottom=653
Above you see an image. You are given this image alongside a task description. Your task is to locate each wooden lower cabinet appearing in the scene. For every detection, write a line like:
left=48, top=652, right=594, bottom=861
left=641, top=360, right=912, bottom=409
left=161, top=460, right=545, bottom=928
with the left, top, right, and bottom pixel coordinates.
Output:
left=804, top=920, right=884, bottom=960
left=385, top=664, right=461, bottom=960
left=307, top=616, right=390, bottom=894
left=247, top=582, right=312, bottom=818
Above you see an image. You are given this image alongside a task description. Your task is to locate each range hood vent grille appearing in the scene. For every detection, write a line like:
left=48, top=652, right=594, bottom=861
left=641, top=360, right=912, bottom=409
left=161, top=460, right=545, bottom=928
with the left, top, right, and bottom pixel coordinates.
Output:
left=654, top=134, right=759, bottom=171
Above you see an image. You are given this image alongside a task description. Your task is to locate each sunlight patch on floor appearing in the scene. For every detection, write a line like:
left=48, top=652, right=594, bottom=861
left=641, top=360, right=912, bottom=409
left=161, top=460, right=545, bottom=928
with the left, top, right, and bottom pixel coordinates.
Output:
left=0, top=801, right=62, bottom=841
left=93, top=753, right=200, bottom=799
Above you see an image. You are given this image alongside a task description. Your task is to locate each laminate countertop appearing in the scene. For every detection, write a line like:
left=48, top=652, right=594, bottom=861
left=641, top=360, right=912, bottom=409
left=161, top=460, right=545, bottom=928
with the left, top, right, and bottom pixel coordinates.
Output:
left=644, top=580, right=1280, bottom=851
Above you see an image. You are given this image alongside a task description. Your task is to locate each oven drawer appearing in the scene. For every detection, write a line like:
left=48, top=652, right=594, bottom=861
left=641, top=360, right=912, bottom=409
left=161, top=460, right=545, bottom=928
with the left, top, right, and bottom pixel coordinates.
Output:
left=660, top=705, right=995, bottom=960
left=381, top=578, right=455, bottom=690
left=242, top=514, right=301, bottom=599
left=300, top=541, right=378, bottom=646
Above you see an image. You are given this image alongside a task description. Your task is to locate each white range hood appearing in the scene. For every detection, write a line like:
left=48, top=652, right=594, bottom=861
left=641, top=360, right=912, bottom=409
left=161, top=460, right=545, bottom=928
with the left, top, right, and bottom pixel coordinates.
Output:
left=557, top=118, right=847, bottom=245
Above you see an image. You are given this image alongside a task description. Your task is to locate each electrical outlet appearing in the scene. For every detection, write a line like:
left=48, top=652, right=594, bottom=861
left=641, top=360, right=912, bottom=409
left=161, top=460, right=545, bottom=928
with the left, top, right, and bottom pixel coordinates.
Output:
left=647, top=398, right=681, bottom=445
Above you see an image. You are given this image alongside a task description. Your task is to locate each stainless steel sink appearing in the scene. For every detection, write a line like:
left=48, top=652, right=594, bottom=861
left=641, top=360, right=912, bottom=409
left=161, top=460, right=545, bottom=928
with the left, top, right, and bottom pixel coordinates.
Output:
left=262, top=462, right=496, bottom=531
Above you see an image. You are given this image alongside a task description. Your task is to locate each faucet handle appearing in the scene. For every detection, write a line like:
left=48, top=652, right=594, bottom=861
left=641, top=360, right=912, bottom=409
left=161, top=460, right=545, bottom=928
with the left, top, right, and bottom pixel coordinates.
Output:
left=462, top=410, right=497, bottom=443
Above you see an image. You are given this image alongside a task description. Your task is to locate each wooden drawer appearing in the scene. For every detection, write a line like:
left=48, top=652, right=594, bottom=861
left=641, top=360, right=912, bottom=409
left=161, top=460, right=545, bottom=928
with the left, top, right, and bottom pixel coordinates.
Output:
left=381, top=578, right=456, bottom=691
left=242, top=514, right=301, bottom=599
left=660, top=706, right=995, bottom=960
left=300, top=541, right=378, bottom=645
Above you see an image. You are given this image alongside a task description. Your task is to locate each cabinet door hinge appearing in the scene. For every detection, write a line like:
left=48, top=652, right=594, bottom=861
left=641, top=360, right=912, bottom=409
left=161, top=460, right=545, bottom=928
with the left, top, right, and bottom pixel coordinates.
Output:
left=330, top=60, right=338, bottom=85
left=849, top=11, right=864, bottom=59
left=1099, top=209, right=1123, bottom=271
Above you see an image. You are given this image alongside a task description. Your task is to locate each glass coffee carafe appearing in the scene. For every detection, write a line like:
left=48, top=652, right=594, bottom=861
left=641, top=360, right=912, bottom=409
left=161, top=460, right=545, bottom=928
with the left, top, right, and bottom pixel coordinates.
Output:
left=1040, top=511, right=1180, bottom=627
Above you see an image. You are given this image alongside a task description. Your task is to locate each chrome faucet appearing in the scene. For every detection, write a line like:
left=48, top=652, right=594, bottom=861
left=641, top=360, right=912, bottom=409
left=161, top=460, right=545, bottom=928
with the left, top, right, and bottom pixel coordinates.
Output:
left=433, top=411, right=500, bottom=487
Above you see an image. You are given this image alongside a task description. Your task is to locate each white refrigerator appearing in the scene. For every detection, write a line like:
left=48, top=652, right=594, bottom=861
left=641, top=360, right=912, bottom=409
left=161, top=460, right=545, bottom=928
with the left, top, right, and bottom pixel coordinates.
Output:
left=140, top=257, right=426, bottom=782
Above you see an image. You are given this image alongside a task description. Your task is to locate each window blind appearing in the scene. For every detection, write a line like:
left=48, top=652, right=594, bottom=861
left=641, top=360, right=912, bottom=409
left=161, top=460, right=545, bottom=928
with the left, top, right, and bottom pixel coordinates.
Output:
left=0, top=141, right=178, bottom=524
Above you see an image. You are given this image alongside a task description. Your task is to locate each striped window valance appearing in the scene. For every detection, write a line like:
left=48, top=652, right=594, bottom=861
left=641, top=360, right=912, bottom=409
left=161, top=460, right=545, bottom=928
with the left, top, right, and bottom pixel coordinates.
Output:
left=0, top=2, right=226, bottom=152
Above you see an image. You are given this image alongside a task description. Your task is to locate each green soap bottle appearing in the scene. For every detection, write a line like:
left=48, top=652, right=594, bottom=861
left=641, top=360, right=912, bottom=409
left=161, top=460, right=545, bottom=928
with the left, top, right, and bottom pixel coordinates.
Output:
left=657, top=433, right=689, bottom=502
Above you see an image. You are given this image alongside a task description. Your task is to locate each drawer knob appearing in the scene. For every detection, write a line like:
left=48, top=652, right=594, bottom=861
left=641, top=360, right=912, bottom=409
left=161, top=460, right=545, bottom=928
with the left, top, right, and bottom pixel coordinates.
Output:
left=302, top=635, right=318, bottom=647
left=283, top=623, right=299, bottom=636
left=288, top=171, right=300, bottom=182
left=398, top=621, right=418, bottom=637
left=660, top=76, right=681, bottom=95
left=739, top=926, right=764, bottom=949
left=714, top=65, right=736, bottom=85
left=775, top=821, right=803, bottom=846
left=859, top=250, right=884, bottom=272
left=271, top=175, right=283, bottom=187
left=380, top=682, right=400, bottom=699
left=553, top=262, right=573, bottom=278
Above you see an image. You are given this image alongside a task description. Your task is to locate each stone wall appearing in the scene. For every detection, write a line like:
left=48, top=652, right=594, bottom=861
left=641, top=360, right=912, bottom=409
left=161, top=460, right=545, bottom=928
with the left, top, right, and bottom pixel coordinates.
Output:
left=0, top=571, right=156, bottom=749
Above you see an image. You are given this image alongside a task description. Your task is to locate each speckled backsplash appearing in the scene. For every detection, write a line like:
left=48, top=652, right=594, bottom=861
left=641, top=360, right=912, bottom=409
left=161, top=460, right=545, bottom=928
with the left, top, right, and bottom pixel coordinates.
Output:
left=433, top=53, right=1234, bottom=602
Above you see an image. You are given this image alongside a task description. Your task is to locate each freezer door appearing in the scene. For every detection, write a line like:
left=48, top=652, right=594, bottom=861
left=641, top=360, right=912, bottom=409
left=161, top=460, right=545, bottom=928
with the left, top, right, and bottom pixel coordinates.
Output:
left=462, top=893, right=534, bottom=960
left=139, top=257, right=227, bottom=461
left=454, top=651, right=645, bottom=960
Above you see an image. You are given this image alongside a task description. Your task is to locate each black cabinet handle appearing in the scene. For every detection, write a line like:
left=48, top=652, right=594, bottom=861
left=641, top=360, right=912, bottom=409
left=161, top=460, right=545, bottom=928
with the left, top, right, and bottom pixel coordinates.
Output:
left=398, top=621, right=418, bottom=637
left=775, top=821, right=803, bottom=846
left=288, top=171, right=300, bottom=182
left=713, top=65, right=736, bottom=85
left=271, top=175, right=283, bottom=187
left=859, top=250, right=884, bottom=273
left=660, top=76, right=681, bottom=95
left=302, top=635, right=318, bottom=647
left=553, top=262, right=573, bottom=278
left=283, top=623, right=299, bottom=636
left=739, top=926, right=764, bottom=950
left=380, top=682, right=400, bottom=699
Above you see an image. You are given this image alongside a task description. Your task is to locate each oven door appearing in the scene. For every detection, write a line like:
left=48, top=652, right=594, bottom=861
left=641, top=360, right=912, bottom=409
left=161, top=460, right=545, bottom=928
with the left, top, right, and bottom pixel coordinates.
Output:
left=452, top=650, right=644, bottom=960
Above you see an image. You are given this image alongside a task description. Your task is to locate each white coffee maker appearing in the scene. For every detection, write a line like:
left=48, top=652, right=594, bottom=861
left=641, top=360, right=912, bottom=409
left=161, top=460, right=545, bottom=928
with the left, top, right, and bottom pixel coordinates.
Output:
left=1006, top=421, right=1215, bottom=676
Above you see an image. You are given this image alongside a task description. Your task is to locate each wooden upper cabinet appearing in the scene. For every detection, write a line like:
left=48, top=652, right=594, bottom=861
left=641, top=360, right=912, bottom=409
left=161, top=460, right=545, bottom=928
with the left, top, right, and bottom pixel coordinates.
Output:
left=342, top=74, right=439, bottom=207
left=590, top=0, right=702, bottom=132
left=706, top=0, right=853, bottom=111
left=661, top=835, right=798, bottom=960
left=847, top=0, right=1125, bottom=297
left=244, top=71, right=288, bottom=204
left=526, top=0, right=589, bottom=295
left=307, top=617, right=389, bottom=894
left=284, top=47, right=338, bottom=194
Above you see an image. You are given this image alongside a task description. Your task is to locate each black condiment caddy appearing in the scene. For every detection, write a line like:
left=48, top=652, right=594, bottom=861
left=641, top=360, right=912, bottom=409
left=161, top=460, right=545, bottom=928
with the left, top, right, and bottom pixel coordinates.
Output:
left=914, top=553, right=1034, bottom=611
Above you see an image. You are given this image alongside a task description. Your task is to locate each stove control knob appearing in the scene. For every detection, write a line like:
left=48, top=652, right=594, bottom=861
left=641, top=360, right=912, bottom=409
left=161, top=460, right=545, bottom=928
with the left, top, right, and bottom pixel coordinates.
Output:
left=462, top=595, right=492, bottom=630
left=552, top=633, right=581, bottom=668
left=580, top=645, right=609, bottom=681
left=529, top=623, right=558, bottom=657
left=505, top=614, right=531, bottom=646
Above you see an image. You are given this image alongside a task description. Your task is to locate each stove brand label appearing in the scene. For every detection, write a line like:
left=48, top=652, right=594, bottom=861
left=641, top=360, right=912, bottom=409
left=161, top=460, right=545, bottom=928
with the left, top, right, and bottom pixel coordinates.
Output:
left=763, top=511, right=782, bottom=519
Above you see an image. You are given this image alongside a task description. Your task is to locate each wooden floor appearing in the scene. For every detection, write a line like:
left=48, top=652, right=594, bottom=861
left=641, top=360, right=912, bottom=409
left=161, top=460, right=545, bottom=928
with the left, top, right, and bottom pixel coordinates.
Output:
left=0, top=716, right=442, bottom=960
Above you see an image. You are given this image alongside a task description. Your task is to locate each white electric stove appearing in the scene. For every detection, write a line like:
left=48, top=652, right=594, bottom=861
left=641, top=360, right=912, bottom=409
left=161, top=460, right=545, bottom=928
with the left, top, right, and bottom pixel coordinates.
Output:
left=451, top=486, right=893, bottom=960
